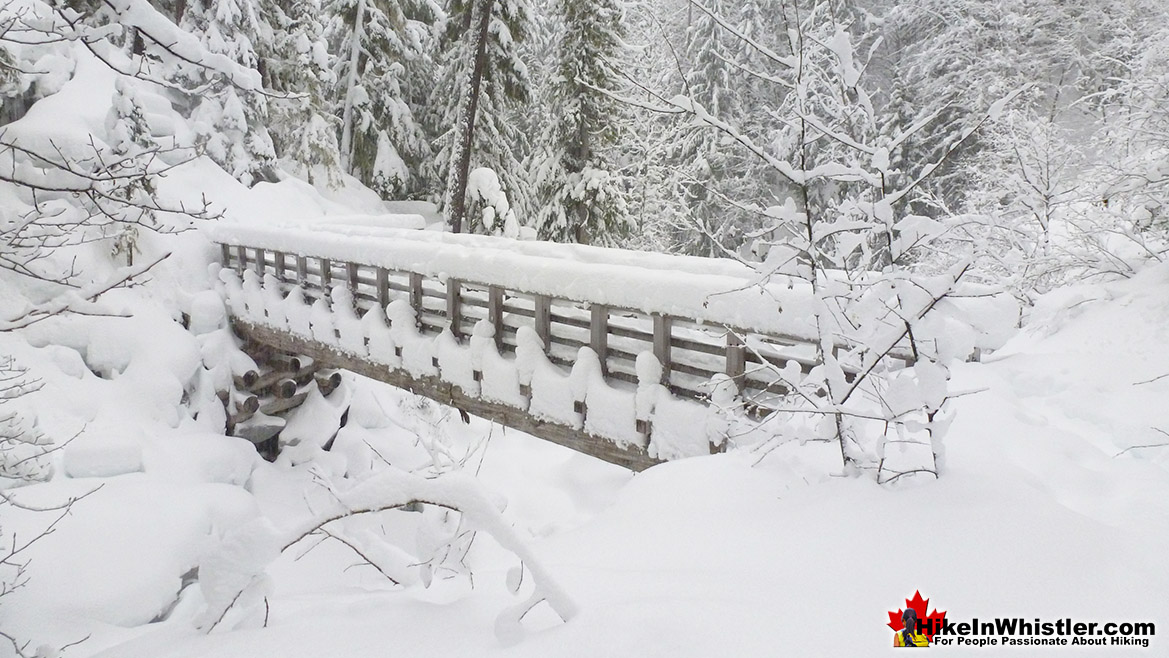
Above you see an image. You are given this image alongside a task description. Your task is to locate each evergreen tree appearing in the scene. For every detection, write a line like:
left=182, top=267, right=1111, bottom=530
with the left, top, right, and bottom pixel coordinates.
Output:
left=105, top=78, right=156, bottom=266
left=529, top=0, right=632, bottom=244
left=177, top=0, right=278, bottom=185
left=430, top=0, right=532, bottom=233
left=268, top=0, right=345, bottom=186
left=326, top=0, right=438, bottom=197
left=663, top=0, right=763, bottom=256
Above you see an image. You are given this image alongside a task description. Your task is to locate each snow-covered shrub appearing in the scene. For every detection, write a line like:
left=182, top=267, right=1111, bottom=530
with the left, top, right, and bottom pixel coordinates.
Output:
left=466, top=167, right=521, bottom=238
left=0, top=358, right=52, bottom=487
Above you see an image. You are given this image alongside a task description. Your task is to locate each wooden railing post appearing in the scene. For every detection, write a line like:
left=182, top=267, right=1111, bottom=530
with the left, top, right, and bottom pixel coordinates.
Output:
left=726, top=330, right=745, bottom=391
left=446, top=278, right=463, bottom=338
left=488, top=285, right=505, bottom=350
left=296, top=255, right=308, bottom=285
left=274, top=251, right=287, bottom=282
left=653, top=314, right=672, bottom=383
left=235, top=245, right=247, bottom=274
left=376, top=267, right=390, bottom=309
left=409, top=273, right=423, bottom=321
left=220, top=243, right=231, bottom=268
left=320, top=257, right=332, bottom=289
left=534, top=294, right=551, bottom=354
left=346, top=262, right=359, bottom=293
left=254, top=248, right=266, bottom=276
left=591, top=304, right=608, bottom=375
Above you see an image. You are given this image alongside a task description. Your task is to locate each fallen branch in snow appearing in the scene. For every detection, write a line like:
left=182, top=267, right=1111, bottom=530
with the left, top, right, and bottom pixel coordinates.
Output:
left=875, top=467, right=939, bottom=484
left=319, top=527, right=401, bottom=586
left=201, top=470, right=577, bottom=643
left=1132, top=373, right=1169, bottom=386
left=1114, top=428, right=1169, bottom=457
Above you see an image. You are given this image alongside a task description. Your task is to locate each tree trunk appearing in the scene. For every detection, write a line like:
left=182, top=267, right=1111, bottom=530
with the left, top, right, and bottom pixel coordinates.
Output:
left=339, top=0, right=367, bottom=173
left=445, top=0, right=495, bottom=234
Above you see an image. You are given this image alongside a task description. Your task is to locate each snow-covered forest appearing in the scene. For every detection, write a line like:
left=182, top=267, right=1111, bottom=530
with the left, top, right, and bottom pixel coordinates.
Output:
left=1, top=0, right=1168, bottom=655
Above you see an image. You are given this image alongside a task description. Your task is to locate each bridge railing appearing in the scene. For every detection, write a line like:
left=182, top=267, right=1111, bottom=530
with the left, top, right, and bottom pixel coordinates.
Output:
left=216, top=241, right=885, bottom=414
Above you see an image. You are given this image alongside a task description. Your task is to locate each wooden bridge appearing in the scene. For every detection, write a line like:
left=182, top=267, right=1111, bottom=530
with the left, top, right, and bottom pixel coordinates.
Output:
left=207, top=219, right=922, bottom=471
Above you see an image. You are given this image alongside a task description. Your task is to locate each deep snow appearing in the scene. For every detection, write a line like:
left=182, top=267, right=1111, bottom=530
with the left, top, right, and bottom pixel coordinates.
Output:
left=3, top=257, right=1167, bottom=658
left=1, top=43, right=1166, bottom=658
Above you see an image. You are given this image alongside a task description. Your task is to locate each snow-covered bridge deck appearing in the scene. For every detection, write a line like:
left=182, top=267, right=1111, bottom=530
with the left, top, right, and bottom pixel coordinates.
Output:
left=207, top=220, right=913, bottom=469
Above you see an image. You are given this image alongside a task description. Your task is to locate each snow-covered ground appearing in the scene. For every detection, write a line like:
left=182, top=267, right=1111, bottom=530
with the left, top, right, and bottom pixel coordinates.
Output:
left=3, top=241, right=1166, bottom=656
left=1, top=44, right=1165, bottom=657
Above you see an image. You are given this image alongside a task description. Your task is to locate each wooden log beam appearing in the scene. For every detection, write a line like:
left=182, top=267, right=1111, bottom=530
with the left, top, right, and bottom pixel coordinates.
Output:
left=231, top=319, right=661, bottom=472
left=273, top=378, right=298, bottom=399
left=234, top=370, right=261, bottom=389
left=227, top=394, right=260, bottom=427
left=247, top=361, right=321, bottom=396
left=261, top=391, right=309, bottom=416
left=315, top=370, right=343, bottom=396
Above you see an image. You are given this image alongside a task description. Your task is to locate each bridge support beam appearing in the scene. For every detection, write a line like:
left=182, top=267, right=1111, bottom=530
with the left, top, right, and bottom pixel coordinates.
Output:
left=231, top=318, right=662, bottom=472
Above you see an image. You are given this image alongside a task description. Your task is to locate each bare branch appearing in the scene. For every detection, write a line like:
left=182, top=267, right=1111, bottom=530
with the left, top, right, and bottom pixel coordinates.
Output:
left=0, top=251, right=172, bottom=331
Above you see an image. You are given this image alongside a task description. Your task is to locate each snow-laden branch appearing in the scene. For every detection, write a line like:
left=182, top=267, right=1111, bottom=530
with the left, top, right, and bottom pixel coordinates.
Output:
left=685, top=0, right=796, bottom=71
left=53, top=0, right=262, bottom=91
left=886, top=90, right=1025, bottom=206
left=0, top=251, right=171, bottom=331
left=200, top=469, right=577, bottom=641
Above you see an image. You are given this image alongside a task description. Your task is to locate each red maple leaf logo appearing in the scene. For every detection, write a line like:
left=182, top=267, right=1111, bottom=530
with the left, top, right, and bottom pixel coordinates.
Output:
left=888, top=590, right=947, bottom=641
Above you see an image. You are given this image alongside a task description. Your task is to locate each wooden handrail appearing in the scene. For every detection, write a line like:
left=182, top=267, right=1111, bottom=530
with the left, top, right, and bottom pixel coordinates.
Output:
left=217, top=242, right=911, bottom=404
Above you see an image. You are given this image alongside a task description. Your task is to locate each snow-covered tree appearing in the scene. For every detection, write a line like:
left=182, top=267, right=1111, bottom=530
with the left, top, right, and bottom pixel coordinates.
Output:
left=177, top=0, right=279, bottom=185
left=265, top=0, right=344, bottom=186
left=0, top=0, right=229, bottom=327
left=659, top=0, right=771, bottom=256
left=529, top=0, right=632, bottom=244
left=431, top=0, right=532, bottom=233
left=326, top=0, right=438, bottom=197
left=106, top=78, right=157, bottom=266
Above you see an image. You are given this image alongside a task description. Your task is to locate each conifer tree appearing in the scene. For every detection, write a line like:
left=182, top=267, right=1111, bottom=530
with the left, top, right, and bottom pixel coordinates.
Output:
left=530, top=0, right=632, bottom=244
left=268, top=0, right=345, bottom=186
left=326, top=0, right=438, bottom=197
left=431, top=0, right=532, bottom=233
left=177, top=0, right=278, bottom=185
